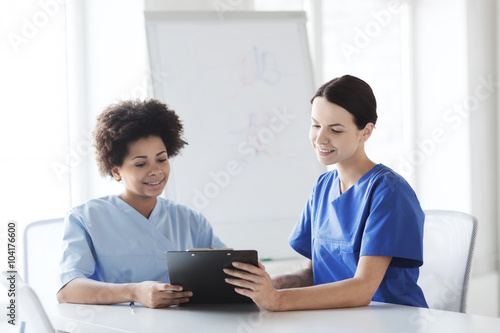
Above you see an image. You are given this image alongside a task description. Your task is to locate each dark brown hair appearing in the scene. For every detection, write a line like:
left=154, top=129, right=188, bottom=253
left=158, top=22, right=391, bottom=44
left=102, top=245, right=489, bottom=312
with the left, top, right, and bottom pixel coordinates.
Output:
left=311, top=75, right=377, bottom=129
left=93, top=99, right=187, bottom=178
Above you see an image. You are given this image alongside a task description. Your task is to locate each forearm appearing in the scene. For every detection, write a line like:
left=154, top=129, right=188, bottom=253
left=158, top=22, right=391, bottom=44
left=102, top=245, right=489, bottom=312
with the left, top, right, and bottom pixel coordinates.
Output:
left=275, top=277, right=374, bottom=311
left=273, top=255, right=392, bottom=311
left=57, top=277, right=136, bottom=305
left=226, top=256, right=391, bottom=312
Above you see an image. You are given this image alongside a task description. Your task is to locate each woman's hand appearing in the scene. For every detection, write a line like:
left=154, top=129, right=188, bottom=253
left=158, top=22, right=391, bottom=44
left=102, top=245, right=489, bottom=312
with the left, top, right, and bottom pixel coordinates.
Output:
left=133, top=281, right=192, bottom=308
left=224, top=261, right=281, bottom=311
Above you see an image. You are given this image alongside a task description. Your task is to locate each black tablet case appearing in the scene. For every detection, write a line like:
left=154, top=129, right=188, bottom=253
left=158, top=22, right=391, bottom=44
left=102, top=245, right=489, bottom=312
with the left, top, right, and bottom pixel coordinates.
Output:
left=166, top=250, right=258, bottom=304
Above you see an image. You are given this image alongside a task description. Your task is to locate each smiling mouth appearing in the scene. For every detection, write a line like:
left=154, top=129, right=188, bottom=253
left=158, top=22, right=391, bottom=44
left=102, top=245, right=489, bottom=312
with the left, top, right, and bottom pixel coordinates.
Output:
left=317, top=148, right=335, bottom=153
left=143, top=178, right=165, bottom=185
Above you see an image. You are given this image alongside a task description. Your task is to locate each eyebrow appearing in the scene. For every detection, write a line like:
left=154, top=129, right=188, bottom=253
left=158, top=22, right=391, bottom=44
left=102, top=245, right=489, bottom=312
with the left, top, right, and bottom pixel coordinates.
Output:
left=131, top=151, right=167, bottom=160
left=311, top=117, right=345, bottom=127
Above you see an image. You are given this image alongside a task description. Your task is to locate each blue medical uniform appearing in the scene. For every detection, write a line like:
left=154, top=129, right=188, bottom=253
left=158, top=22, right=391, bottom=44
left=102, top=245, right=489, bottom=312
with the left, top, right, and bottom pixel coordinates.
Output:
left=289, top=164, right=428, bottom=307
left=58, top=195, right=226, bottom=291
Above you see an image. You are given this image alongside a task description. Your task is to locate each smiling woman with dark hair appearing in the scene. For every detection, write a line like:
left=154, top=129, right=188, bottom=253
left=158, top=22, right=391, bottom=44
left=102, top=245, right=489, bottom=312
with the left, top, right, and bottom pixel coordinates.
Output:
left=93, top=99, right=187, bottom=178
left=225, top=75, right=428, bottom=311
left=57, top=99, right=225, bottom=308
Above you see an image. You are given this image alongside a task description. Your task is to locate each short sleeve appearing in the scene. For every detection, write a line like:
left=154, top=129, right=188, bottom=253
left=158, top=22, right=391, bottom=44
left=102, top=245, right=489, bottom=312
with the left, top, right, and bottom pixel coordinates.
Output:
left=194, top=211, right=227, bottom=249
left=57, top=209, right=98, bottom=291
left=360, top=176, right=425, bottom=268
left=288, top=188, right=316, bottom=259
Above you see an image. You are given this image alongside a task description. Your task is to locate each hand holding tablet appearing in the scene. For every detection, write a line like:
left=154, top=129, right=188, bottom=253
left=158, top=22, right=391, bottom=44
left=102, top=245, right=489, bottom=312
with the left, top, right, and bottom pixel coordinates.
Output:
left=165, top=249, right=258, bottom=304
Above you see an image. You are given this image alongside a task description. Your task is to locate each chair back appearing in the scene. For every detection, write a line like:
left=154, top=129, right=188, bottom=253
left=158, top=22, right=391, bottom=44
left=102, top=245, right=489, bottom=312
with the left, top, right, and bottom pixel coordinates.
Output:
left=23, top=218, right=65, bottom=309
left=418, top=210, right=477, bottom=313
left=1, top=271, right=55, bottom=333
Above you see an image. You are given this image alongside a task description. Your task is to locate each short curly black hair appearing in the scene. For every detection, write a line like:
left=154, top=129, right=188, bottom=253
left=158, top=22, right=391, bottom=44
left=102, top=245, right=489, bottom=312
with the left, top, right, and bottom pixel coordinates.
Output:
left=93, top=99, right=188, bottom=178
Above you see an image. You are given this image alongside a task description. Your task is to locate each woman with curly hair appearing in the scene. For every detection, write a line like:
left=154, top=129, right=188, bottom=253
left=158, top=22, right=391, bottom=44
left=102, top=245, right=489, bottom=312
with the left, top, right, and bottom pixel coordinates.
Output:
left=57, top=99, right=226, bottom=308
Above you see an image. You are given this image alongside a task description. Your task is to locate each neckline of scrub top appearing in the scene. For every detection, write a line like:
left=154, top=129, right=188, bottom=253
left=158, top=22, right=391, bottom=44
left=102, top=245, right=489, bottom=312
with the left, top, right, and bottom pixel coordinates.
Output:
left=111, top=194, right=161, bottom=223
left=110, top=195, right=177, bottom=250
left=333, top=163, right=383, bottom=200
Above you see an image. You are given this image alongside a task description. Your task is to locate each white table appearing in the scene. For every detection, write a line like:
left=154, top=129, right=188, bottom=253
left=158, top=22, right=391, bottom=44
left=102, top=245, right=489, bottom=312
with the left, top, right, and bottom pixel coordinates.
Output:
left=44, top=301, right=500, bottom=333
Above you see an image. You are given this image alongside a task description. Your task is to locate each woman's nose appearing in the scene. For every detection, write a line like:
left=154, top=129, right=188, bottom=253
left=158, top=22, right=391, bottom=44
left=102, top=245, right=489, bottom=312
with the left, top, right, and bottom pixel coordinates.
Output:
left=148, top=165, right=162, bottom=176
left=316, top=127, right=329, bottom=145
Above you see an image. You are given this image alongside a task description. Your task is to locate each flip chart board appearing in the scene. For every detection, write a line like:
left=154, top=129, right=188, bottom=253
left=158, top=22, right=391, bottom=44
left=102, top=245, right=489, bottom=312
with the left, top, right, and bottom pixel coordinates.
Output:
left=145, top=11, right=324, bottom=258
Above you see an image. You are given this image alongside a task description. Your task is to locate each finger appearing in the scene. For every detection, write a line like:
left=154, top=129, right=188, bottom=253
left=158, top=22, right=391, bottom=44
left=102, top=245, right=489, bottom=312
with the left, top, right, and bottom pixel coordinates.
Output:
left=233, top=287, right=253, bottom=298
left=159, top=283, right=184, bottom=292
left=154, top=297, right=191, bottom=308
left=232, top=261, right=263, bottom=275
left=160, top=291, right=193, bottom=299
left=167, top=296, right=191, bottom=304
left=176, top=297, right=191, bottom=304
left=223, top=268, right=257, bottom=282
left=225, top=277, right=255, bottom=290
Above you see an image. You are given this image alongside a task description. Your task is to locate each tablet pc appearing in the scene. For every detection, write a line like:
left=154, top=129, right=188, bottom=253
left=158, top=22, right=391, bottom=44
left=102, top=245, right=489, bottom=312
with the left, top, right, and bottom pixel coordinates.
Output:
left=166, top=249, right=258, bottom=304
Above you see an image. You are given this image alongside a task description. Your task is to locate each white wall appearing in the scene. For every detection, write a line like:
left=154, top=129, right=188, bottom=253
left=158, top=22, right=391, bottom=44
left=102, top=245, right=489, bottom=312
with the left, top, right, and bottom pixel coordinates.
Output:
left=497, top=0, right=500, bottom=316
left=144, top=0, right=254, bottom=11
left=465, top=0, right=499, bottom=317
left=412, top=0, right=470, bottom=217
left=401, top=0, right=499, bottom=316
left=466, top=0, right=499, bottom=276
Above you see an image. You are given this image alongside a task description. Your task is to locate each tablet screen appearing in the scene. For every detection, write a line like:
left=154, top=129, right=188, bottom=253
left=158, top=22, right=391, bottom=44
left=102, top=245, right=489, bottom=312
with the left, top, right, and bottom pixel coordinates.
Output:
left=166, top=249, right=258, bottom=304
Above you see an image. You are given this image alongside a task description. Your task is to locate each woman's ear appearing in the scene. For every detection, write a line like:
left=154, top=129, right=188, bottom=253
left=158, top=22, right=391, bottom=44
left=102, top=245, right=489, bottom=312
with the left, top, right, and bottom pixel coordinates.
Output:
left=111, top=166, right=122, bottom=181
left=361, top=123, right=375, bottom=142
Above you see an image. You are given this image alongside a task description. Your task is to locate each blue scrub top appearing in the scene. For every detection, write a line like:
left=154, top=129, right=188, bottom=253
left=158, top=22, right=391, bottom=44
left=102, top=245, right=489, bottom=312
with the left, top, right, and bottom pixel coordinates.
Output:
left=289, top=164, right=428, bottom=308
left=58, top=195, right=226, bottom=291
